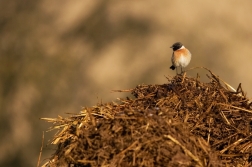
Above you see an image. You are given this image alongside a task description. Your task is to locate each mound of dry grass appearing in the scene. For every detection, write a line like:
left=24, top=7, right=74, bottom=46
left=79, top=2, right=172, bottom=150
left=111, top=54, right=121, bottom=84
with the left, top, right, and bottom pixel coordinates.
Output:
left=41, top=69, right=252, bottom=167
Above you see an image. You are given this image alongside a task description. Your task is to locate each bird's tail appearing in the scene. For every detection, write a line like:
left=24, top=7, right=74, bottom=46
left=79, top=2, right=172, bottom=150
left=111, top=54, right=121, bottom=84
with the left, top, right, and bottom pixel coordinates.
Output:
left=170, top=65, right=176, bottom=70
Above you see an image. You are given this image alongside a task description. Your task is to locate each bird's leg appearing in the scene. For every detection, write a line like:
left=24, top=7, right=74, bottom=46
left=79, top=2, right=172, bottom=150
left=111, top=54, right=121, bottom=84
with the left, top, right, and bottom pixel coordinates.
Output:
left=180, top=66, right=183, bottom=74
left=176, top=67, right=178, bottom=75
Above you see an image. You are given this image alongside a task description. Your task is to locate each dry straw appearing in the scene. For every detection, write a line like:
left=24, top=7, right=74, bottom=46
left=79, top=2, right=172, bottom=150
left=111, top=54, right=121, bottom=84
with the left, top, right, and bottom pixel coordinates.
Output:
left=41, top=68, right=252, bottom=167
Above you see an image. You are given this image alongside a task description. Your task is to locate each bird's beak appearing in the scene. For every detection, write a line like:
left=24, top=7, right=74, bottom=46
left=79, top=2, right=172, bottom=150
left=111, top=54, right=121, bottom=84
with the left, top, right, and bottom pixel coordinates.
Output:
left=170, top=46, right=173, bottom=48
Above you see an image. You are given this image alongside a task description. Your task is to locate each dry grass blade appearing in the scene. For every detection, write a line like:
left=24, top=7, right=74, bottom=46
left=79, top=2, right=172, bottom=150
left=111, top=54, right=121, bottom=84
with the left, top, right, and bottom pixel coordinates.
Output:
left=217, top=103, right=252, bottom=114
left=37, top=131, right=44, bottom=167
left=111, top=89, right=134, bottom=92
left=164, top=135, right=203, bottom=167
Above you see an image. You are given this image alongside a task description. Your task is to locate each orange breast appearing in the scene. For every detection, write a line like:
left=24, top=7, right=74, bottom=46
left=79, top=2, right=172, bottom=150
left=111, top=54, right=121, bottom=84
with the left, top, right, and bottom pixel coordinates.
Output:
left=171, top=49, right=191, bottom=67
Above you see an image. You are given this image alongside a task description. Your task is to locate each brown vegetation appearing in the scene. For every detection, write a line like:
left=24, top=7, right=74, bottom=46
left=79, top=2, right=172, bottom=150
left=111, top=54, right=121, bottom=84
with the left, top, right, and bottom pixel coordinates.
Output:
left=41, top=69, right=252, bottom=167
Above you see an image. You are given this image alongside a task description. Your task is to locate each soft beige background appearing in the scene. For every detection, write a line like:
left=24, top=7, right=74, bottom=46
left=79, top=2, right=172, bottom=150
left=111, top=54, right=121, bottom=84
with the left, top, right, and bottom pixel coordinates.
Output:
left=1, top=1, right=252, bottom=166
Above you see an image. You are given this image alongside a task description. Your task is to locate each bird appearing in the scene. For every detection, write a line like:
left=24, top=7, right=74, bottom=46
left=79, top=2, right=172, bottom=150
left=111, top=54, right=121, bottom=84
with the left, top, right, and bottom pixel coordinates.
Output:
left=170, top=42, right=191, bottom=74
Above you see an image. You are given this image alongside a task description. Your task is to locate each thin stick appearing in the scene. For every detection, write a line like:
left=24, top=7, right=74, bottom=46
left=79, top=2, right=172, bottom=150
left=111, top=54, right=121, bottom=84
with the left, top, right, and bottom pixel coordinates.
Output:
left=37, top=131, right=45, bottom=167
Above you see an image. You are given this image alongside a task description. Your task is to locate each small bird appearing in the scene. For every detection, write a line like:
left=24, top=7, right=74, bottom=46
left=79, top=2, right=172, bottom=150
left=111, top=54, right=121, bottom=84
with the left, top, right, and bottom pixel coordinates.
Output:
left=170, top=42, right=191, bottom=74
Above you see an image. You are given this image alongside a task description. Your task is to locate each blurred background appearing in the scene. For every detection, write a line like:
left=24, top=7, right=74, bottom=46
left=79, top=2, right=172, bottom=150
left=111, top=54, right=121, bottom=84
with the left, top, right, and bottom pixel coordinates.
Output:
left=1, top=0, right=252, bottom=166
